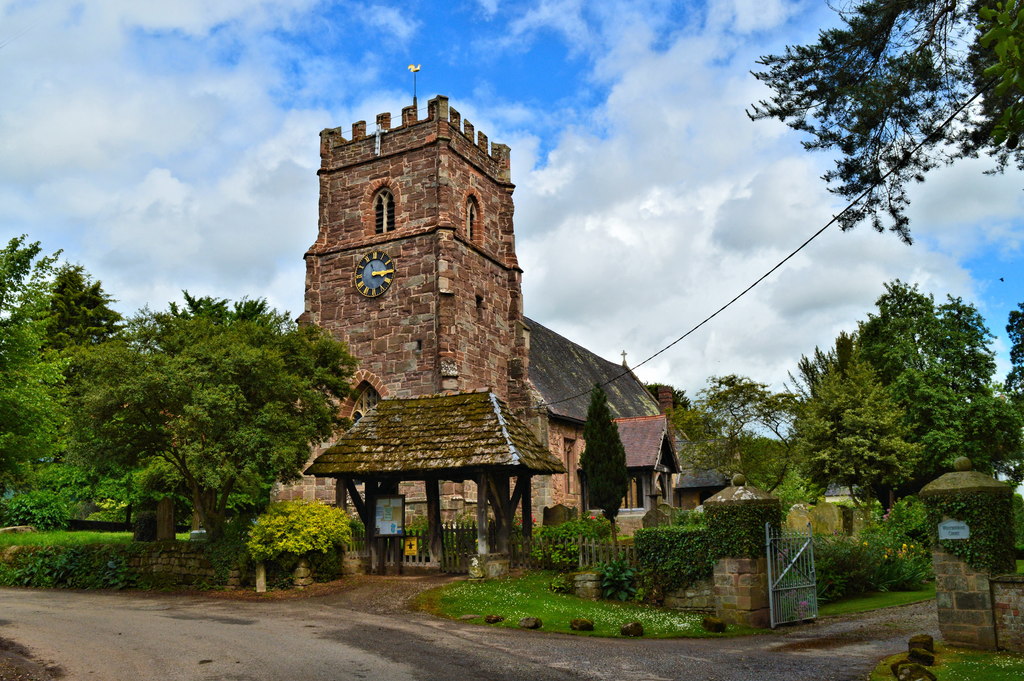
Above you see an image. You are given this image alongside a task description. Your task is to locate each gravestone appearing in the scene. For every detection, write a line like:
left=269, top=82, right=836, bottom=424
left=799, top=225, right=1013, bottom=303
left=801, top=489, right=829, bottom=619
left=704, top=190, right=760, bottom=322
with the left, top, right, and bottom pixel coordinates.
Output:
left=785, top=504, right=811, bottom=532
left=808, top=502, right=844, bottom=535
left=156, top=497, right=175, bottom=541
left=642, top=507, right=670, bottom=528
left=543, top=504, right=575, bottom=526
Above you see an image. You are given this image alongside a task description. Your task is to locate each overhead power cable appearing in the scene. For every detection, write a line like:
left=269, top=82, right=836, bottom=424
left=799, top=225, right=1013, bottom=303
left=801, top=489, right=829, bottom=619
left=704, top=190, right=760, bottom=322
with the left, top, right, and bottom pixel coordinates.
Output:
left=535, top=79, right=997, bottom=410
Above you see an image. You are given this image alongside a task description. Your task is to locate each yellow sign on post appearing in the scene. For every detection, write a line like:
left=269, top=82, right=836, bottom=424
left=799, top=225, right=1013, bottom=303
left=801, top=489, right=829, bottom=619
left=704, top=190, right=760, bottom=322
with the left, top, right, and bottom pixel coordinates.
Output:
left=403, top=537, right=419, bottom=556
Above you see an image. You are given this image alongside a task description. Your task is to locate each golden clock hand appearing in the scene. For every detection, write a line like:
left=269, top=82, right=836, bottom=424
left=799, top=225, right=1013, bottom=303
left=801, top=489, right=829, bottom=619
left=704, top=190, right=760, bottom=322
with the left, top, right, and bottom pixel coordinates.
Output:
left=371, top=269, right=394, bottom=276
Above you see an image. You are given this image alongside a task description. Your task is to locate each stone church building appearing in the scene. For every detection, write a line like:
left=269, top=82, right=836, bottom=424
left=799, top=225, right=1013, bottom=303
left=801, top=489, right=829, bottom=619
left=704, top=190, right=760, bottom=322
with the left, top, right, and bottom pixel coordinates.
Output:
left=282, top=95, right=679, bottom=522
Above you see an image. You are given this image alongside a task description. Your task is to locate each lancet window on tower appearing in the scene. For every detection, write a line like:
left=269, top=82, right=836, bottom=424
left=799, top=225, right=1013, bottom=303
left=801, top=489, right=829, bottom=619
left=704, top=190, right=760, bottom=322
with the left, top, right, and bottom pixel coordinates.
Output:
left=374, top=189, right=395, bottom=234
left=466, top=195, right=479, bottom=242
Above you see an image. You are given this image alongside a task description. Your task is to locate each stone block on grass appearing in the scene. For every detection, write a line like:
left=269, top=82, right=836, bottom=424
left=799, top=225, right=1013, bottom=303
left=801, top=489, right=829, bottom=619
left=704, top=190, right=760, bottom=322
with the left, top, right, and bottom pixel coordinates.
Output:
left=570, top=618, right=594, bottom=631
left=518, top=617, right=542, bottom=629
left=620, top=622, right=644, bottom=637
left=702, top=616, right=726, bottom=633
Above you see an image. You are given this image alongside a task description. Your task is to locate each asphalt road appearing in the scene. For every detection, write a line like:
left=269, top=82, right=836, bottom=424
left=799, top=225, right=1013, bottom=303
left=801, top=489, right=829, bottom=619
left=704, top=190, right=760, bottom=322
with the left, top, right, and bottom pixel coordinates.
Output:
left=0, top=578, right=939, bottom=681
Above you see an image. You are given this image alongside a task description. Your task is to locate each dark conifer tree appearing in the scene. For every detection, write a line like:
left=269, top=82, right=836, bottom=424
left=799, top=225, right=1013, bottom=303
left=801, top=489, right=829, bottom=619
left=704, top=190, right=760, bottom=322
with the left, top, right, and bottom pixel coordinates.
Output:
left=46, top=264, right=122, bottom=351
left=581, top=385, right=628, bottom=534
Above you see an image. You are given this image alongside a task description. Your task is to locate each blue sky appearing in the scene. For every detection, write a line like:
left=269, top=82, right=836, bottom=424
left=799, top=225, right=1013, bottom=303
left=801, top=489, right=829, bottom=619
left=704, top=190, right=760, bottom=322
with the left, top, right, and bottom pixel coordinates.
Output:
left=2, top=0, right=1022, bottom=397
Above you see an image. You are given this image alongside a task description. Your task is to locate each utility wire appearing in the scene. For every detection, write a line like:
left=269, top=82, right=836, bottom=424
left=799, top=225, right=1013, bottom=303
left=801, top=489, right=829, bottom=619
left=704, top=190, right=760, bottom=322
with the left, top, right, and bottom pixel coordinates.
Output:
left=535, top=79, right=997, bottom=410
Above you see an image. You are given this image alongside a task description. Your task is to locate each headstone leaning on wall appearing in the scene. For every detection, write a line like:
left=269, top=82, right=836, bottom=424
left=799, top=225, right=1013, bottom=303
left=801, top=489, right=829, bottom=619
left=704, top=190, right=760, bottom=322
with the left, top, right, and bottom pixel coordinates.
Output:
left=542, top=504, right=575, bottom=526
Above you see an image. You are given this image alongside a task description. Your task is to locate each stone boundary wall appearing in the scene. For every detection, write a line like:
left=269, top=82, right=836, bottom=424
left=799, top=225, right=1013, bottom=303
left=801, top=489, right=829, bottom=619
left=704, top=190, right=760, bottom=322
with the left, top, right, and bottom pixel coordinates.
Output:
left=128, top=542, right=240, bottom=588
left=664, top=577, right=714, bottom=612
left=992, top=574, right=1024, bottom=652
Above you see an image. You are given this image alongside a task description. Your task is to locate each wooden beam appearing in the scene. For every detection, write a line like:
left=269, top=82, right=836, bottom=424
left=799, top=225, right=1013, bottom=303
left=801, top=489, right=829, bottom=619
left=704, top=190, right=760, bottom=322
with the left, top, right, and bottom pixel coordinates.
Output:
left=510, top=476, right=525, bottom=510
left=425, top=478, right=442, bottom=564
left=345, top=479, right=367, bottom=526
left=486, top=475, right=508, bottom=532
left=476, top=472, right=489, bottom=556
left=335, top=477, right=349, bottom=511
left=493, top=474, right=511, bottom=554
left=520, top=475, right=533, bottom=538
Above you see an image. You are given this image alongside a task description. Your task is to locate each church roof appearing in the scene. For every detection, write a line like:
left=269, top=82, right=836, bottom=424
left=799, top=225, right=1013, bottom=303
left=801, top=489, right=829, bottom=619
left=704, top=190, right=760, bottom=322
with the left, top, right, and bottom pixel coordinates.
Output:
left=305, top=391, right=564, bottom=478
left=614, top=414, right=679, bottom=471
left=673, top=437, right=730, bottom=489
left=525, top=317, right=661, bottom=423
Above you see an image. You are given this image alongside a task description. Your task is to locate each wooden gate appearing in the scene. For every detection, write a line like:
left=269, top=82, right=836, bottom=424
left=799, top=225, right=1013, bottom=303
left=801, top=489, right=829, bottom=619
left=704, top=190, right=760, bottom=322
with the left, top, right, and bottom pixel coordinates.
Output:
left=766, top=522, right=817, bottom=628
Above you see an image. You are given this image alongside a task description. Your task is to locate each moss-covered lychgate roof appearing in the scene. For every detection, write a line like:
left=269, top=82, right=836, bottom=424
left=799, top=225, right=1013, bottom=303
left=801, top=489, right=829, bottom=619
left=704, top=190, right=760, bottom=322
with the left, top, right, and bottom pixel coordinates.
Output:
left=305, top=391, right=564, bottom=478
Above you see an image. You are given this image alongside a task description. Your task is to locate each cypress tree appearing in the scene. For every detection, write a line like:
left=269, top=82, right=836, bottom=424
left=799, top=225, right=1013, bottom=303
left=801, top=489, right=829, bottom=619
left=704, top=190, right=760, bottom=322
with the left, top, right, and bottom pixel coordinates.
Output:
left=581, top=385, right=628, bottom=535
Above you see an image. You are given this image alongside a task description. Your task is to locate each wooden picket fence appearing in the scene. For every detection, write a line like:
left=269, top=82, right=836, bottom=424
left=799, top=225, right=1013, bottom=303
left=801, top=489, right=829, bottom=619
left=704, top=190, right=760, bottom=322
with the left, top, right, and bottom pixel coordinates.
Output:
left=346, top=522, right=637, bottom=574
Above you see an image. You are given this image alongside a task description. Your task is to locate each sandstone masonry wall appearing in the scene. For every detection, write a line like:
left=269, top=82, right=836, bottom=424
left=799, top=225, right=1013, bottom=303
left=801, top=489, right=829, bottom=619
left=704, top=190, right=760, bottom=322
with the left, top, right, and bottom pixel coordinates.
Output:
left=932, top=547, right=998, bottom=649
left=128, top=542, right=240, bottom=588
left=992, top=574, right=1024, bottom=652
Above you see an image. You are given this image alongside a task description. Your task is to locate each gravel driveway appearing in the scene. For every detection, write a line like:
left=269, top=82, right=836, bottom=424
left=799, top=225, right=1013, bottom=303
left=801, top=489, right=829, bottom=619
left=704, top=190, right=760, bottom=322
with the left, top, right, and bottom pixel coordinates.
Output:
left=0, top=576, right=939, bottom=681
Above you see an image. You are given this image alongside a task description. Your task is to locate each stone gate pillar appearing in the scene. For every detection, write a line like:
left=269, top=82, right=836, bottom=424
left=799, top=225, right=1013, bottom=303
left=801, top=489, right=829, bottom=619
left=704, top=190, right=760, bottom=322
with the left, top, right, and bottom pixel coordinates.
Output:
left=920, top=457, right=1016, bottom=650
left=705, top=474, right=781, bottom=629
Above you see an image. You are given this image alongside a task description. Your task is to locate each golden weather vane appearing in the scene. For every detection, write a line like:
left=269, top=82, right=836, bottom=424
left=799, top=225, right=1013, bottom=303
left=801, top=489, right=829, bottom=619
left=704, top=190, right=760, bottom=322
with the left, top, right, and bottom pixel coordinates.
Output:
left=408, top=64, right=421, bottom=108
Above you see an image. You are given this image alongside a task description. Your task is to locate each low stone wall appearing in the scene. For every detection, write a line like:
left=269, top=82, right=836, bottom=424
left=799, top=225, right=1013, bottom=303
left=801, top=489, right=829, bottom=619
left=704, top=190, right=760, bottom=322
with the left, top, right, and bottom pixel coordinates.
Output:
left=992, top=574, right=1024, bottom=652
left=663, top=578, right=714, bottom=612
left=128, top=542, right=240, bottom=588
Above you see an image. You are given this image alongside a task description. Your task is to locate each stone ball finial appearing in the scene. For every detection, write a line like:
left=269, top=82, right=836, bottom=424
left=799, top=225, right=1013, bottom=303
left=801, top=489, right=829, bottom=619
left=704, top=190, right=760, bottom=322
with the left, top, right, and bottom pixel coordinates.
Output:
left=953, top=456, right=972, bottom=472
left=731, top=473, right=747, bottom=487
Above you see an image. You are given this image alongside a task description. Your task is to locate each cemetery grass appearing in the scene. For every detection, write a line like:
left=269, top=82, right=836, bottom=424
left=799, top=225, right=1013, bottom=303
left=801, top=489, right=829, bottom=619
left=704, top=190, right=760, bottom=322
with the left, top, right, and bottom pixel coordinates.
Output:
left=0, top=531, right=190, bottom=548
left=870, top=644, right=1024, bottom=680
left=817, top=584, right=935, bottom=617
left=416, top=571, right=762, bottom=638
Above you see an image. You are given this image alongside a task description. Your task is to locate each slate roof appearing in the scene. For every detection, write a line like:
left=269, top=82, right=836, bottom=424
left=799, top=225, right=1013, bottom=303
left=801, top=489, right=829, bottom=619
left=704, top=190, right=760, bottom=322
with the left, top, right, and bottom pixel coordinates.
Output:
left=305, top=391, right=564, bottom=478
left=675, top=467, right=730, bottom=489
left=673, top=437, right=730, bottom=489
left=613, top=414, right=679, bottom=471
left=525, top=317, right=661, bottom=423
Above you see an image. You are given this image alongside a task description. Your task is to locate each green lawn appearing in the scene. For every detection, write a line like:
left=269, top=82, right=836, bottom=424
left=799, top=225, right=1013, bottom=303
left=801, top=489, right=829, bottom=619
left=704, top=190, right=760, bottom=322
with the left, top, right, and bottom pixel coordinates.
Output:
left=818, top=584, right=936, bottom=617
left=417, top=572, right=761, bottom=638
left=0, top=531, right=190, bottom=548
left=872, top=644, right=1024, bottom=680
left=1017, top=559, right=1023, bottom=574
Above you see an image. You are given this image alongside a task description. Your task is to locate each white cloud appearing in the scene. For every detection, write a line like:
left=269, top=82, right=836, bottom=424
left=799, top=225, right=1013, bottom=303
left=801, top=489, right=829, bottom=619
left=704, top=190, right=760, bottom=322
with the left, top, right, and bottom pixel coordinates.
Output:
left=1, top=0, right=1020, bottom=401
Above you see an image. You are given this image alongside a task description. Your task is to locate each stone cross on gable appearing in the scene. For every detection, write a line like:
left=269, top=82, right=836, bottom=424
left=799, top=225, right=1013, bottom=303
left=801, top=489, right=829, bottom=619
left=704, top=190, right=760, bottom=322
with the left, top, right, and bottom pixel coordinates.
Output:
left=621, top=350, right=628, bottom=368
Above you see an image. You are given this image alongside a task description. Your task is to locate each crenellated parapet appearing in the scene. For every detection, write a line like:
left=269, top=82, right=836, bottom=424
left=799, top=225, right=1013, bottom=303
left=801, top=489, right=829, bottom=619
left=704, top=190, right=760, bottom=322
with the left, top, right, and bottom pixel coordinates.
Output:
left=319, top=95, right=511, bottom=183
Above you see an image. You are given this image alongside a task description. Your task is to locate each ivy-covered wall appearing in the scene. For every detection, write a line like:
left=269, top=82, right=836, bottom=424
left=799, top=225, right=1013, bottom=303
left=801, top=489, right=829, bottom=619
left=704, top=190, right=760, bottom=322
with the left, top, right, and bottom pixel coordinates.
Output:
left=923, top=490, right=1016, bottom=575
left=705, top=502, right=782, bottom=559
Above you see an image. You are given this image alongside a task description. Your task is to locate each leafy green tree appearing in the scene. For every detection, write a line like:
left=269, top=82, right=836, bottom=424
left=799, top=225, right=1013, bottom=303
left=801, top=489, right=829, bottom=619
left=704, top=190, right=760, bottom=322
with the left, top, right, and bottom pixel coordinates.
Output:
left=980, top=1, right=1024, bottom=149
left=45, top=264, right=123, bottom=352
left=671, top=375, right=798, bottom=492
left=858, top=280, right=1022, bottom=488
left=68, top=299, right=357, bottom=539
left=1008, top=302, right=1024, bottom=396
left=793, top=342, right=922, bottom=507
left=581, top=385, right=629, bottom=533
left=749, top=0, right=1024, bottom=240
left=0, top=237, right=63, bottom=491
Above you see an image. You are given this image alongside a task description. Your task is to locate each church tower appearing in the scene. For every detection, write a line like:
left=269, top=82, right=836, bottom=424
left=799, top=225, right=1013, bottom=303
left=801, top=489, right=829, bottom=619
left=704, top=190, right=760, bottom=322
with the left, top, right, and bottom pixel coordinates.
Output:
left=301, top=96, right=528, bottom=417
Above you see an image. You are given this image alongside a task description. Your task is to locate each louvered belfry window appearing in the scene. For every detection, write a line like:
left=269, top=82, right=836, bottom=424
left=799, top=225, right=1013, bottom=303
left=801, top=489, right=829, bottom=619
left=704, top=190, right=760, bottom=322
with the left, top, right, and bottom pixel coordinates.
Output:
left=374, top=189, right=395, bottom=234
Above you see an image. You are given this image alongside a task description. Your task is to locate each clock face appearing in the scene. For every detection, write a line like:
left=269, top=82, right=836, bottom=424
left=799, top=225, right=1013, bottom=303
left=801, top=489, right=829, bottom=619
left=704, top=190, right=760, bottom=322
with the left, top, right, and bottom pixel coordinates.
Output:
left=354, top=251, right=396, bottom=298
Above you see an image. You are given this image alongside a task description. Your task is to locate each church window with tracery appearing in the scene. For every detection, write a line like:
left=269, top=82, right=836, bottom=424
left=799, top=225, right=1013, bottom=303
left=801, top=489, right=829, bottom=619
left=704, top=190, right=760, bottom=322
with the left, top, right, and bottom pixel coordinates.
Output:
left=374, top=189, right=395, bottom=234
left=352, top=386, right=381, bottom=423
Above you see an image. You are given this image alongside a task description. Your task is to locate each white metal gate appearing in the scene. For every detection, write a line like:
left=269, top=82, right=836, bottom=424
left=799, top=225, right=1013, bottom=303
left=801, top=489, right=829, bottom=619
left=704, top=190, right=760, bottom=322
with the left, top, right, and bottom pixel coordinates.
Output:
left=766, top=522, right=817, bottom=628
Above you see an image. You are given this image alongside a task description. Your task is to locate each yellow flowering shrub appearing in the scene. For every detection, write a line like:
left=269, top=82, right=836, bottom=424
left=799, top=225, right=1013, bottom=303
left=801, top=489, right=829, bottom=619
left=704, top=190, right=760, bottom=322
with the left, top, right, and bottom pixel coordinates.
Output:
left=246, top=501, right=352, bottom=562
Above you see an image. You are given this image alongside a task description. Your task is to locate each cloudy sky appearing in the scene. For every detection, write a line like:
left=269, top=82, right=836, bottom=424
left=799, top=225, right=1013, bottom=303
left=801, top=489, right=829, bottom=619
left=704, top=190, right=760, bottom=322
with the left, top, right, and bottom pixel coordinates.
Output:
left=3, top=0, right=1022, bottom=398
